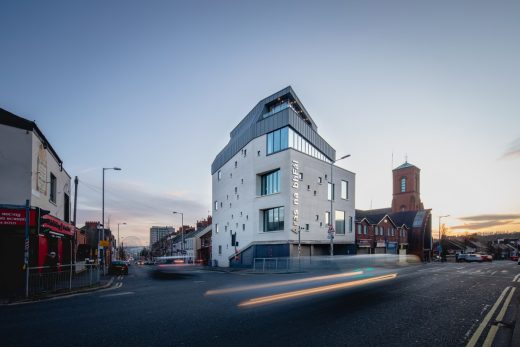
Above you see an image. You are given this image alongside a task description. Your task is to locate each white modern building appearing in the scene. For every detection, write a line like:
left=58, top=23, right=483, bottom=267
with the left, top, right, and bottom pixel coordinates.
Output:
left=0, top=108, right=72, bottom=222
left=211, top=87, right=355, bottom=267
left=149, top=226, right=174, bottom=247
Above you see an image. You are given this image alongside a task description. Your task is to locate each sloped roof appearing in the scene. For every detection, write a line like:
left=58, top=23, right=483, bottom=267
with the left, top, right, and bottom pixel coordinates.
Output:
left=0, top=107, right=63, bottom=165
left=356, top=208, right=431, bottom=229
left=393, top=161, right=418, bottom=171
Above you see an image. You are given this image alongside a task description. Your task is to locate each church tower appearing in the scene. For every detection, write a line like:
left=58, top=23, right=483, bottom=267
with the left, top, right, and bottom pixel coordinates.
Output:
left=391, top=161, right=424, bottom=213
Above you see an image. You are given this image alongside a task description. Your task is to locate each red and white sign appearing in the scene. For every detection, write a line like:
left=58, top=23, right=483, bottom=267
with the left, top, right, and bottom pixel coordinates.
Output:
left=0, top=209, right=37, bottom=227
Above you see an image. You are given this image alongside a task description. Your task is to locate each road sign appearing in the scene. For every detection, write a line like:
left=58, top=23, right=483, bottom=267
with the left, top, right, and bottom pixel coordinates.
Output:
left=328, top=224, right=335, bottom=233
left=99, top=240, right=109, bottom=247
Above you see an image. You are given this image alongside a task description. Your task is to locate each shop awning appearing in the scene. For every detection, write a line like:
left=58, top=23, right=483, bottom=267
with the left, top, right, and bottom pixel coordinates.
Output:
left=41, top=214, right=73, bottom=236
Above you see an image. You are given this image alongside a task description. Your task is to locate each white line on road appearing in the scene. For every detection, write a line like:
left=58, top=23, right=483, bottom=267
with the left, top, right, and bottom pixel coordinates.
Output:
left=482, top=287, right=516, bottom=347
left=513, top=274, right=520, bottom=282
left=490, top=271, right=497, bottom=276
left=466, top=286, right=510, bottom=347
left=100, top=291, right=134, bottom=298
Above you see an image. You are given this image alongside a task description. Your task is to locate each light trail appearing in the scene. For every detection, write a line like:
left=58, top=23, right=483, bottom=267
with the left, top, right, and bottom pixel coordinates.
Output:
left=206, top=271, right=364, bottom=295
left=238, top=273, right=398, bottom=307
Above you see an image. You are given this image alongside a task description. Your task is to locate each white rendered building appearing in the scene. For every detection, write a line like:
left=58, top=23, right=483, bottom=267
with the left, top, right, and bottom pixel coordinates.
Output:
left=211, top=87, right=355, bottom=267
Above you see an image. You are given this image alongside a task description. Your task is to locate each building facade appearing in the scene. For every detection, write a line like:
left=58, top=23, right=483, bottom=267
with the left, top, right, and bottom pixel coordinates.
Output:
left=150, top=226, right=174, bottom=247
left=211, top=87, right=355, bottom=267
left=355, top=161, right=432, bottom=261
left=0, top=108, right=71, bottom=221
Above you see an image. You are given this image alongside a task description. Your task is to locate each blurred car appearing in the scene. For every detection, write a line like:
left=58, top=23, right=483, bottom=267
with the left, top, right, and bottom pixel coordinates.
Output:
left=136, top=260, right=144, bottom=265
left=108, top=260, right=129, bottom=275
left=511, top=255, right=519, bottom=261
left=457, top=254, right=483, bottom=263
left=465, top=254, right=483, bottom=263
left=456, top=254, right=468, bottom=262
left=479, top=254, right=493, bottom=262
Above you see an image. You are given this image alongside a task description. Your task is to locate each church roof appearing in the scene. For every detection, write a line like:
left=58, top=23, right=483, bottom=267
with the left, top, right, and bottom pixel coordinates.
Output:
left=393, top=161, right=418, bottom=171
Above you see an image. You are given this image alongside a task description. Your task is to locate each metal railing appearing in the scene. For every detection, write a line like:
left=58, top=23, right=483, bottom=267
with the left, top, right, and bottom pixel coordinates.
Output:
left=26, top=264, right=100, bottom=297
left=252, top=257, right=300, bottom=273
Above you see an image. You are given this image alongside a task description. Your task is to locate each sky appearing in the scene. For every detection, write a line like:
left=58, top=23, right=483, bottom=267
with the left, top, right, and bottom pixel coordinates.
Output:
left=1, top=0, right=519, bottom=245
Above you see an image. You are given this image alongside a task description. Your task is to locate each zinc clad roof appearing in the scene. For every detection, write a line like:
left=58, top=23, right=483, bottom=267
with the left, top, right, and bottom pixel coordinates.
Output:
left=211, top=86, right=336, bottom=174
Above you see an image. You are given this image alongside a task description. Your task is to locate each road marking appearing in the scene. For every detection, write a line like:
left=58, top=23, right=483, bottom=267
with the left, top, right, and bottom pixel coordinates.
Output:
left=115, top=282, right=123, bottom=289
left=456, top=266, right=465, bottom=270
left=490, top=271, right=497, bottom=276
left=513, top=274, right=520, bottom=282
left=100, top=291, right=134, bottom=298
left=466, top=286, right=510, bottom=347
left=482, top=287, right=516, bottom=347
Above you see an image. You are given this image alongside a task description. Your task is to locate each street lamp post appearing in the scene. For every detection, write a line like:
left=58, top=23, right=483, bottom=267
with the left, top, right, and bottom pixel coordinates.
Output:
left=329, top=154, right=351, bottom=256
left=117, top=222, right=126, bottom=260
left=102, top=167, right=121, bottom=273
left=173, top=211, right=184, bottom=252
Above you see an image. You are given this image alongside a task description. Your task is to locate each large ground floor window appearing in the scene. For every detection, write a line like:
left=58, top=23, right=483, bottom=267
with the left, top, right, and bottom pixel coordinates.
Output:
left=263, top=207, right=284, bottom=232
left=335, top=210, right=345, bottom=234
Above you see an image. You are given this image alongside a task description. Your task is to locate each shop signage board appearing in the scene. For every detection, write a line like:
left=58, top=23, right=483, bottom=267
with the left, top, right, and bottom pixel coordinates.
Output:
left=0, top=209, right=37, bottom=227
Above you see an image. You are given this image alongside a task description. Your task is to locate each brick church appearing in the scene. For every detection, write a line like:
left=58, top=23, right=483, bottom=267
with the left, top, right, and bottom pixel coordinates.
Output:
left=355, top=161, right=432, bottom=261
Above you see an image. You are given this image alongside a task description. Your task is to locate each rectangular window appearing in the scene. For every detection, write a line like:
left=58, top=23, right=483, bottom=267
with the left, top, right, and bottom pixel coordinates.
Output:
left=318, top=177, right=322, bottom=184
left=64, top=193, right=70, bottom=223
left=364, top=225, right=367, bottom=234
left=325, top=211, right=331, bottom=225
left=50, top=173, right=57, bottom=203
left=341, top=180, right=348, bottom=200
left=218, top=171, right=222, bottom=181
left=261, top=169, right=280, bottom=195
left=242, top=224, right=245, bottom=231
left=305, top=224, right=309, bottom=231
left=218, top=245, right=222, bottom=255
left=335, top=211, right=345, bottom=234
left=273, top=130, right=280, bottom=152
left=327, top=183, right=335, bottom=201
left=357, top=224, right=362, bottom=234
left=263, top=207, right=284, bottom=232
left=267, top=132, right=273, bottom=154
left=215, top=224, right=219, bottom=233
left=349, top=216, right=353, bottom=233
left=214, top=201, right=218, bottom=210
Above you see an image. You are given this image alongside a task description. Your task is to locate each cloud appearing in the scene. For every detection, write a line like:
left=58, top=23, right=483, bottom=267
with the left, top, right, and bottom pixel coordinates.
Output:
left=502, top=137, right=520, bottom=158
left=458, top=214, right=520, bottom=222
left=451, top=213, right=520, bottom=231
left=451, top=220, right=514, bottom=230
left=75, top=179, right=210, bottom=246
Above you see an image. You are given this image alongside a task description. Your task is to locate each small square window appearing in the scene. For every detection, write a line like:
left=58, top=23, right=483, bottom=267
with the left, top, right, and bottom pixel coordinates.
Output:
left=241, top=178, right=244, bottom=184
left=315, top=215, right=319, bottom=221
left=318, top=177, right=322, bottom=184
left=235, top=161, right=237, bottom=168
left=257, top=150, right=261, bottom=156
left=313, top=190, right=317, bottom=196
left=242, top=224, right=245, bottom=231
left=307, top=185, right=310, bottom=190
left=305, top=224, right=309, bottom=231
left=244, top=149, right=247, bottom=157
left=300, top=173, right=303, bottom=180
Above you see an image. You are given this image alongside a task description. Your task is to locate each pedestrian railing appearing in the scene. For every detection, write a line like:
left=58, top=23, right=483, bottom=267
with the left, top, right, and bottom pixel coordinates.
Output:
left=26, top=264, right=101, bottom=297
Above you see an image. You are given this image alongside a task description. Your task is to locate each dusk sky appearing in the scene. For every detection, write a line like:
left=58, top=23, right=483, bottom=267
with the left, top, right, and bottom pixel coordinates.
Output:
left=1, top=0, right=519, bottom=245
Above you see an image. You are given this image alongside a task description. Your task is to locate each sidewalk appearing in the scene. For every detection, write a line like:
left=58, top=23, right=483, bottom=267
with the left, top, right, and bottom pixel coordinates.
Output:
left=0, top=276, right=115, bottom=305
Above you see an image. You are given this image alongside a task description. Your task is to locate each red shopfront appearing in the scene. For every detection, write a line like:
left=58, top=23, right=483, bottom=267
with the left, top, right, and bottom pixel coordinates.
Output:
left=0, top=207, right=75, bottom=297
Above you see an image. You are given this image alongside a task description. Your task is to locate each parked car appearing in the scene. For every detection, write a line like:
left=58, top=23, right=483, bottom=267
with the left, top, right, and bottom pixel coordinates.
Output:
left=511, top=255, right=519, bottom=261
left=108, top=260, right=129, bottom=275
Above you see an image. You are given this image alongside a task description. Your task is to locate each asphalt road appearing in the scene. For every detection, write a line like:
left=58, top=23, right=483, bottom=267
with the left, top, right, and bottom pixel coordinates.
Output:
left=1, top=260, right=519, bottom=347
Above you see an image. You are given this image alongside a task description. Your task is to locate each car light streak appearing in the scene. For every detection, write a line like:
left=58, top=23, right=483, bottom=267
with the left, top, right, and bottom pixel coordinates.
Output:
left=238, top=273, right=398, bottom=307
left=206, top=271, right=364, bottom=295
